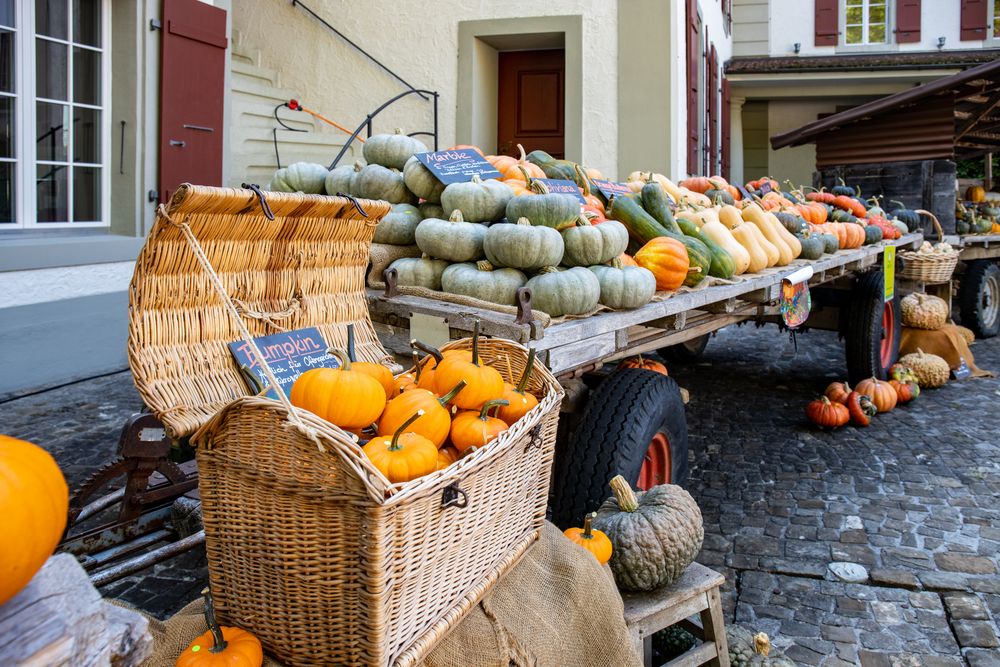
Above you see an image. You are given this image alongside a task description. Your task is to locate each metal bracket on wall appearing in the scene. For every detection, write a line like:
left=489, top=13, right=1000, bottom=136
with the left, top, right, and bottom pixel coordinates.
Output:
left=149, top=18, right=161, bottom=31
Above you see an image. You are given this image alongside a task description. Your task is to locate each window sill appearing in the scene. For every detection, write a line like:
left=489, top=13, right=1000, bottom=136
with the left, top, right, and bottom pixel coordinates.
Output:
left=0, top=233, right=146, bottom=271
left=835, top=43, right=899, bottom=54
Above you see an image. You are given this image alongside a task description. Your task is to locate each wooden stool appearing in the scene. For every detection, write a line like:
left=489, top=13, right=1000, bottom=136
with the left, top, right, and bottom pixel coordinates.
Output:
left=622, top=562, right=729, bottom=667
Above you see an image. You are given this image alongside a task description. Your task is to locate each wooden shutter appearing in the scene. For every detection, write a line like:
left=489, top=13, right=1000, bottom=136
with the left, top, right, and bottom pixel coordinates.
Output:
left=895, top=0, right=921, bottom=42
left=960, top=0, right=988, bottom=40
left=686, top=0, right=699, bottom=174
left=814, top=0, right=839, bottom=46
left=708, top=44, right=718, bottom=176
left=721, top=77, right=731, bottom=182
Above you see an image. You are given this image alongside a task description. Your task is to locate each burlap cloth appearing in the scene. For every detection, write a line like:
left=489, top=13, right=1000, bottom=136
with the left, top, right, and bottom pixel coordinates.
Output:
left=900, top=324, right=994, bottom=377
left=140, top=522, right=640, bottom=667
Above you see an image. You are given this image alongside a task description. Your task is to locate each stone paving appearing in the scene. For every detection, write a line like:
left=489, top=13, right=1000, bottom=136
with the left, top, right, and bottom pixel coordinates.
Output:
left=2, top=326, right=999, bottom=665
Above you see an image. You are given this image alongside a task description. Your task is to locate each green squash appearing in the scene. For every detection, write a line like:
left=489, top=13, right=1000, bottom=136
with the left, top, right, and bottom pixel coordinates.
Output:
left=268, top=162, right=328, bottom=194
left=640, top=181, right=682, bottom=234
left=675, top=216, right=736, bottom=280
left=958, top=219, right=971, bottom=235
left=830, top=178, right=856, bottom=197
left=818, top=233, right=839, bottom=254
left=592, top=475, right=703, bottom=592
left=402, top=156, right=445, bottom=203
left=388, top=255, right=449, bottom=290
left=704, top=187, right=735, bottom=206
left=830, top=208, right=856, bottom=223
left=891, top=220, right=909, bottom=236
left=505, top=184, right=580, bottom=230
left=362, top=128, right=427, bottom=170
left=525, top=266, right=600, bottom=317
left=440, top=175, right=513, bottom=223
left=863, top=224, right=883, bottom=245
left=484, top=217, right=564, bottom=270
left=589, top=260, right=656, bottom=309
left=440, top=260, right=526, bottom=306
left=372, top=203, right=421, bottom=245
left=419, top=202, right=445, bottom=219
left=774, top=211, right=807, bottom=235
left=324, top=160, right=364, bottom=196
left=561, top=216, right=629, bottom=267
left=797, top=234, right=825, bottom=260
left=415, top=210, right=486, bottom=262
left=611, top=192, right=676, bottom=242
left=889, top=201, right=920, bottom=227
left=355, top=164, right=417, bottom=205
left=525, top=149, right=579, bottom=183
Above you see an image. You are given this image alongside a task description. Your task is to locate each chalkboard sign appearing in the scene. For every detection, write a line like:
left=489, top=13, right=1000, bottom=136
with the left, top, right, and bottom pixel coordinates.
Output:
left=759, top=181, right=773, bottom=195
left=735, top=183, right=754, bottom=201
left=535, top=178, right=587, bottom=204
left=415, top=149, right=502, bottom=184
left=228, top=326, right=339, bottom=399
left=591, top=179, right=634, bottom=200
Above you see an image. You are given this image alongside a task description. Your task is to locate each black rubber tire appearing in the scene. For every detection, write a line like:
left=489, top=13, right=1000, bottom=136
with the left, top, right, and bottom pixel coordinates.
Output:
left=659, top=334, right=710, bottom=364
left=549, top=369, right=689, bottom=530
left=846, top=269, right=901, bottom=384
left=959, top=260, right=1000, bottom=339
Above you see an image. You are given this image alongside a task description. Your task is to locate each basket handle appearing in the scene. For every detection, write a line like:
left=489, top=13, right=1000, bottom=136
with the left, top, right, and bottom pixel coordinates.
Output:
left=441, top=483, right=469, bottom=509
left=915, top=209, right=943, bottom=242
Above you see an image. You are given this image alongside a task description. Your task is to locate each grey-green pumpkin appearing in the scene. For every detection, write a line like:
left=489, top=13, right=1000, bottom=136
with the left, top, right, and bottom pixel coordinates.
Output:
left=440, top=175, right=513, bottom=223
left=373, top=203, right=422, bottom=245
left=268, top=162, right=328, bottom=194
left=387, top=255, right=449, bottom=291
left=354, top=164, right=417, bottom=205
left=593, top=475, right=704, bottom=592
left=419, top=202, right=445, bottom=219
left=524, top=266, right=600, bottom=317
left=402, top=156, right=445, bottom=203
left=441, top=260, right=527, bottom=306
left=505, top=181, right=580, bottom=230
left=362, top=128, right=427, bottom=170
left=414, top=209, right=486, bottom=262
left=324, top=160, right=364, bottom=196
left=561, top=217, right=629, bottom=266
left=484, top=217, right=564, bottom=271
left=589, top=260, right=656, bottom=309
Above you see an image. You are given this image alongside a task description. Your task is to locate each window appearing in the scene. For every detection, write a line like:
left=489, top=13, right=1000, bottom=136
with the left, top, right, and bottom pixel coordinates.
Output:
left=994, top=0, right=1000, bottom=37
left=845, top=0, right=888, bottom=45
left=0, top=0, right=109, bottom=228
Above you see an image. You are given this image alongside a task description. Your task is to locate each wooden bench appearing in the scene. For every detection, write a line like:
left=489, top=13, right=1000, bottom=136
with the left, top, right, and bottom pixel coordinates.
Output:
left=622, top=562, right=729, bottom=667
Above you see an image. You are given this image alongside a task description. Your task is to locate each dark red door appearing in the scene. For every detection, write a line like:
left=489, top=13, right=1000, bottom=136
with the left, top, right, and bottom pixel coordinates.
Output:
left=497, top=50, right=565, bottom=158
left=159, top=0, right=227, bottom=203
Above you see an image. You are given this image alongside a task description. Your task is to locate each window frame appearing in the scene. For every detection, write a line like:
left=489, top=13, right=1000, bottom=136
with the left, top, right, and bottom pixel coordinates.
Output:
left=841, top=0, right=892, bottom=47
left=991, top=0, right=1000, bottom=40
left=2, top=0, right=111, bottom=230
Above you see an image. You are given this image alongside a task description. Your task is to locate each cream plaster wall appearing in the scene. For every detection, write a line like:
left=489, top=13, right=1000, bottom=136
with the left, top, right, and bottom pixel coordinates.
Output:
left=765, top=100, right=840, bottom=184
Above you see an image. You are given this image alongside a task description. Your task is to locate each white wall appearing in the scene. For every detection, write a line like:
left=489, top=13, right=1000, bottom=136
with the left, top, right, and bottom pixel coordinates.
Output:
left=0, top=263, right=135, bottom=309
left=766, top=100, right=840, bottom=184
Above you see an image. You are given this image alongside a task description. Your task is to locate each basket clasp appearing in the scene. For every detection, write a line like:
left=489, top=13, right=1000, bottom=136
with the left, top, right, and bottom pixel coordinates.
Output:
left=441, top=483, right=469, bottom=509
left=524, top=424, right=542, bottom=453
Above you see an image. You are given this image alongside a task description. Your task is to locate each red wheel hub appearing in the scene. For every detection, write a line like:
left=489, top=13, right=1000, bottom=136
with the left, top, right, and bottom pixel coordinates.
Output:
left=638, top=432, right=671, bottom=490
left=880, top=300, right=896, bottom=369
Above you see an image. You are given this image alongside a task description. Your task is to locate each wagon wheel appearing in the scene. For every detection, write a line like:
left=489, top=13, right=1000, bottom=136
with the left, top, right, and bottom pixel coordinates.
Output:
left=959, top=260, right=1000, bottom=338
left=846, top=269, right=901, bottom=384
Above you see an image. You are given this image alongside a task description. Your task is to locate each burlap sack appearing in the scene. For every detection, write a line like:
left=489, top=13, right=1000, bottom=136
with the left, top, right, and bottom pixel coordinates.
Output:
left=900, top=324, right=994, bottom=377
left=141, top=522, right=640, bottom=667
left=368, top=242, right=422, bottom=288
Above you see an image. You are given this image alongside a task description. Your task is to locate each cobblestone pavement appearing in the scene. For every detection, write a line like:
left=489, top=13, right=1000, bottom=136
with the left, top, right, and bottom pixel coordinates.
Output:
left=2, top=327, right=999, bottom=665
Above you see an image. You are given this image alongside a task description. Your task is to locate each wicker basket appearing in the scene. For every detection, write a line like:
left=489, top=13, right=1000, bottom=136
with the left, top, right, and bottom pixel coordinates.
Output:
left=127, top=184, right=564, bottom=667
left=898, top=209, right=959, bottom=284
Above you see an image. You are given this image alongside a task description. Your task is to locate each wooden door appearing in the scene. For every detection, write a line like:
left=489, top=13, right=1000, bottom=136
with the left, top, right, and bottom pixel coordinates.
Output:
left=497, top=50, right=564, bottom=158
left=158, top=0, right=227, bottom=203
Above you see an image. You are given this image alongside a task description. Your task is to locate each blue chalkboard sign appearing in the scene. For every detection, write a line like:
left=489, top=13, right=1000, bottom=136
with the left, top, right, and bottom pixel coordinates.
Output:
left=228, top=326, right=339, bottom=399
left=535, top=178, right=587, bottom=204
left=415, top=149, right=502, bottom=184
left=591, top=179, right=634, bottom=200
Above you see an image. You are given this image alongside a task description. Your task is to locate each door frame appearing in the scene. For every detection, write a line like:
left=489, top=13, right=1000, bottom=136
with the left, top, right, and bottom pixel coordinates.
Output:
left=456, top=16, right=582, bottom=160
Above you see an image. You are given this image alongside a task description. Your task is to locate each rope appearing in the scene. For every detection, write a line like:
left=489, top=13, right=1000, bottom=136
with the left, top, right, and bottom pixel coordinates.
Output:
left=159, top=205, right=327, bottom=452
left=232, top=297, right=301, bottom=331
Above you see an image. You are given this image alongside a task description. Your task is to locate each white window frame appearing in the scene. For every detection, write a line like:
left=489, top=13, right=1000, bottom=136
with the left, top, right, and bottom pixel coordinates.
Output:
left=2, top=0, right=111, bottom=229
left=842, top=0, right=891, bottom=47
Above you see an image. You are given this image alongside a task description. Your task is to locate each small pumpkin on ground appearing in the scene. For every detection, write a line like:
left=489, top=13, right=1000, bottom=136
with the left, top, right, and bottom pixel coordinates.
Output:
left=618, top=355, right=668, bottom=376
left=290, top=348, right=386, bottom=430
left=855, top=377, right=897, bottom=412
left=363, top=411, right=438, bottom=483
left=890, top=379, right=920, bottom=404
left=845, top=391, right=878, bottom=427
left=497, top=348, right=539, bottom=425
left=450, top=399, right=509, bottom=454
left=362, top=128, right=427, bottom=170
left=563, top=513, right=613, bottom=565
left=824, top=381, right=852, bottom=405
left=377, top=382, right=467, bottom=447
left=805, top=396, right=849, bottom=429
left=593, top=475, right=704, bottom=591
left=177, top=588, right=263, bottom=667
left=432, top=322, right=505, bottom=410
left=898, top=349, right=950, bottom=388
left=889, top=363, right=919, bottom=384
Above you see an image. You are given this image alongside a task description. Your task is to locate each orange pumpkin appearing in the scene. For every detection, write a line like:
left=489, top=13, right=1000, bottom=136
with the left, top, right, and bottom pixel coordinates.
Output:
left=432, top=324, right=504, bottom=410
left=351, top=361, right=398, bottom=400
left=436, top=446, right=461, bottom=471
left=855, top=377, right=898, bottom=413
left=177, top=589, right=263, bottom=667
left=0, top=435, right=68, bottom=607
left=377, top=382, right=466, bottom=447
left=563, top=513, right=613, bottom=565
left=447, top=144, right=484, bottom=155
left=290, top=349, right=386, bottom=430
left=617, top=253, right=638, bottom=267
left=450, top=399, right=509, bottom=454
left=363, top=410, right=438, bottom=483
left=824, top=381, right=852, bottom=405
left=581, top=165, right=605, bottom=181
left=488, top=144, right=545, bottom=181
left=634, top=237, right=691, bottom=291
left=747, top=177, right=779, bottom=191
left=679, top=176, right=714, bottom=194
left=890, top=379, right=919, bottom=404
left=497, top=348, right=539, bottom=425
left=411, top=342, right=471, bottom=391
left=618, top=354, right=668, bottom=376
left=576, top=165, right=606, bottom=214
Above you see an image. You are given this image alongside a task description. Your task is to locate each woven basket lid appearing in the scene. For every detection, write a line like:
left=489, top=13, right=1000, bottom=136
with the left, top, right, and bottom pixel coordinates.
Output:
left=127, top=183, right=392, bottom=438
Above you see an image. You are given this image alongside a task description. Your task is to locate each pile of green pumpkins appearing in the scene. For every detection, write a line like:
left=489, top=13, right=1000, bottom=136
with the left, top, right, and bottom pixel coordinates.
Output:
left=956, top=200, right=1000, bottom=235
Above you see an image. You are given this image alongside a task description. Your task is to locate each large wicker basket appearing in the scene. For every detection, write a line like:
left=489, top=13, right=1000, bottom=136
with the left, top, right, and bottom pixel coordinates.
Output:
left=127, top=184, right=563, bottom=667
left=898, top=209, right=959, bottom=284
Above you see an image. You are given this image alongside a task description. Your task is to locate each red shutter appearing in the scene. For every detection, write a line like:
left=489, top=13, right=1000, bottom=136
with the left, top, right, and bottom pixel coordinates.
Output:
left=895, top=0, right=921, bottom=42
left=686, top=0, right=699, bottom=174
left=814, top=0, right=839, bottom=46
left=721, top=77, right=731, bottom=182
left=960, top=0, right=988, bottom=40
left=708, top=44, right=718, bottom=176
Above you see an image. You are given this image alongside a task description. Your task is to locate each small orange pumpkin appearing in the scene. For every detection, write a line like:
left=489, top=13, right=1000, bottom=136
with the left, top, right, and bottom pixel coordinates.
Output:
left=377, top=382, right=465, bottom=447
left=855, top=377, right=897, bottom=413
left=618, top=354, right=668, bottom=376
left=497, top=348, right=539, bottom=425
left=447, top=144, right=484, bottom=156
left=177, top=588, right=263, bottom=667
left=488, top=144, right=545, bottom=181
left=634, top=237, right=691, bottom=291
left=436, top=446, right=461, bottom=471
left=432, top=323, right=504, bottom=410
left=890, top=379, right=919, bottom=404
left=450, top=399, right=509, bottom=454
left=617, top=253, right=638, bottom=267
left=290, top=349, right=386, bottom=430
left=563, top=513, right=613, bottom=565
left=576, top=164, right=606, bottom=214
left=363, top=410, right=438, bottom=483
left=824, top=381, right=851, bottom=405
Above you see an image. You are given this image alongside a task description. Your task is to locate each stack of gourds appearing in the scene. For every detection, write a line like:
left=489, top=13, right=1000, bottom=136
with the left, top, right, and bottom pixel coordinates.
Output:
left=288, top=326, right=542, bottom=485
left=805, top=371, right=918, bottom=430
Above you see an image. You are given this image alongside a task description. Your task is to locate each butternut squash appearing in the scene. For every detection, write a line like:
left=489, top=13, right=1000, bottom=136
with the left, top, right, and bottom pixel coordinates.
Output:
left=718, top=204, right=744, bottom=230
left=743, top=218, right=780, bottom=267
left=702, top=220, right=751, bottom=274
left=764, top=211, right=802, bottom=259
left=743, top=204, right=792, bottom=265
left=731, top=223, right=769, bottom=273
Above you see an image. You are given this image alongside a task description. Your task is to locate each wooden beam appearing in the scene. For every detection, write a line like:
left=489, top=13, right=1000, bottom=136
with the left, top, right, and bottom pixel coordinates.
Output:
left=956, top=91, right=1000, bottom=141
